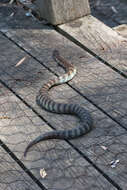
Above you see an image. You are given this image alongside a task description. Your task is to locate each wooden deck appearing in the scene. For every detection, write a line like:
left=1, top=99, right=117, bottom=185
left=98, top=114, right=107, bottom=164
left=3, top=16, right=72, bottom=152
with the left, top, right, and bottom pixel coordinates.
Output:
left=0, top=2, right=127, bottom=190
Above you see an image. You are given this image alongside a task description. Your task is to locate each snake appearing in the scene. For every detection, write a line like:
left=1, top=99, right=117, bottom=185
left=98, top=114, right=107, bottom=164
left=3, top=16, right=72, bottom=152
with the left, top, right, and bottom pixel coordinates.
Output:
left=24, top=50, right=93, bottom=157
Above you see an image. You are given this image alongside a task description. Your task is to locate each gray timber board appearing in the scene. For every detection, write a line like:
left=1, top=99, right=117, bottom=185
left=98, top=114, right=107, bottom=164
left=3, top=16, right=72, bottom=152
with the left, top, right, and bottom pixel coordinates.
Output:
left=114, top=25, right=127, bottom=39
left=59, top=15, right=127, bottom=75
left=0, top=31, right=127, bottom=189
left=0, top=147, right=42, bottom=190
left=0, top=37, right=118, bottom=190
left=0, top=3, right=127, bottom=189
left=0, top=9, right=127, bottom=130
left=34, top=0, right=90, bottom=25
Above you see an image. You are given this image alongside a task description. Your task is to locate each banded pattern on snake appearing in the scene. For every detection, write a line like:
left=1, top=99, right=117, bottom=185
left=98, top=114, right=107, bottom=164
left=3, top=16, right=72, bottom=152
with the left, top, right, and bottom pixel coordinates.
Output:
left=24, top=50, right=93, bottom=157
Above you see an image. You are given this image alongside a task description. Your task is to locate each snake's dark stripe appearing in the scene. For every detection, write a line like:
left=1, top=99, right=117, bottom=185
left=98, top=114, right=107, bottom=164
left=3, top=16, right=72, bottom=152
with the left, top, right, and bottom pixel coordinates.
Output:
left=24, top=50, right=93, bottom=157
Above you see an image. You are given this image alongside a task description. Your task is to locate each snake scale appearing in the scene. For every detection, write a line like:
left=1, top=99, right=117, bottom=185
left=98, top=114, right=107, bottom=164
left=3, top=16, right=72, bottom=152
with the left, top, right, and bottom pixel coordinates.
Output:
left=24, top=50, right=93, bottom=157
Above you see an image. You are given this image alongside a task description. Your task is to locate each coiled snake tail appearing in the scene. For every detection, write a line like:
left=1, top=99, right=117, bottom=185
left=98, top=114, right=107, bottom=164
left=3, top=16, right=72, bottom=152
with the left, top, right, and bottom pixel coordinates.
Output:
left=24, top=50, right=93, bottom=157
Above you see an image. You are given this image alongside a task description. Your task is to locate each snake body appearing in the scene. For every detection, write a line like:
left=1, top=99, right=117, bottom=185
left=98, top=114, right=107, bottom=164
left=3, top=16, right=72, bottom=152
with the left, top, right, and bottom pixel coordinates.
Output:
left=24, top=50, right=93, bottom=157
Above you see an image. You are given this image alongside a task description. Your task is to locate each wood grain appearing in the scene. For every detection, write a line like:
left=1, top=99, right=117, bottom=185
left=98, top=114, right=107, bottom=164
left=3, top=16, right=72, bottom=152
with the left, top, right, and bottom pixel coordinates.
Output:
left=59, top=15, right=127, bottom=74
left=0, top=147, right=42, bottom=190
left=0, top=34, right=118, bottom=190
left=0, top=4, right=127, bottom=189
left=0, top=32, right=126, bottom=189
left=34, top=0, right=90, bottom=25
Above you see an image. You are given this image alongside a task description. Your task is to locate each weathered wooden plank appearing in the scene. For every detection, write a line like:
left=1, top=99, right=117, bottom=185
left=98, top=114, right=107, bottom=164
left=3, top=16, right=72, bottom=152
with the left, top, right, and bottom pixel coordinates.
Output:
left=0, top=147, right=42, bottom=190
left=59, top=15, right=126, bottom=51
left=1, top=4, right=127, bottom=75
left=58, top=15, right=127, bottom=74
left=113, top=24, right=127, bottom=38
left=34, top=0, right=90, bottom=25
left=0, top=32, right=127, bottom=189
left=0, top=5, right=127, bottom=189
left=1, top=12, right=127, bottom=130
left=0, top=35, right=118, bottom=190
left=0, top=84, right=116, bottom=190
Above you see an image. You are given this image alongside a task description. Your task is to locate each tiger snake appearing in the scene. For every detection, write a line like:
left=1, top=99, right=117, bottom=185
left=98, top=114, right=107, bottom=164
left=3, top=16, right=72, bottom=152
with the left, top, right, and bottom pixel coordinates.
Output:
left=24, top=50, right=93, bottom=157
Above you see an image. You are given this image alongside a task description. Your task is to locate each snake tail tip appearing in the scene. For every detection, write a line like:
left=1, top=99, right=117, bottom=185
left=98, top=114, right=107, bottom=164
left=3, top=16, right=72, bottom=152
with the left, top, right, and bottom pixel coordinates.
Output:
left=24, top=148, right=29, bottom=158
left=24, top=152, right=27, bottom=158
